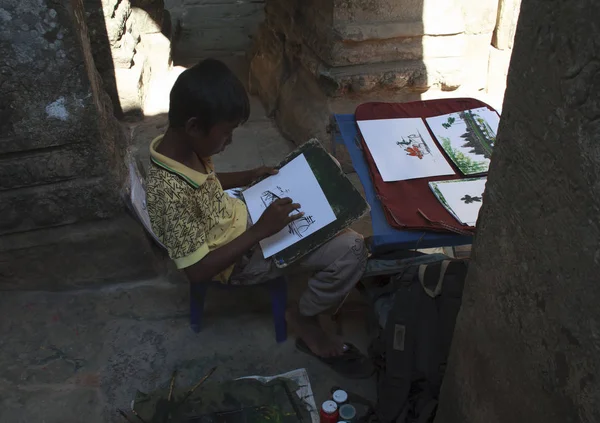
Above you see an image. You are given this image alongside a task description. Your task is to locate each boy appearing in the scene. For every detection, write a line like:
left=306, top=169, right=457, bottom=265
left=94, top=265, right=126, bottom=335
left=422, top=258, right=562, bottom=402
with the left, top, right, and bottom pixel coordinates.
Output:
left=146, top=59, right=369, bottom=374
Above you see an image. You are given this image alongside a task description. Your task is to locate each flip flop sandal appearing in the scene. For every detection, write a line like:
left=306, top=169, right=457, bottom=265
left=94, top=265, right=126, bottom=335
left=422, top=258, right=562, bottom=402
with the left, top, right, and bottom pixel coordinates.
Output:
left=296, top=338, right=375, bottom=379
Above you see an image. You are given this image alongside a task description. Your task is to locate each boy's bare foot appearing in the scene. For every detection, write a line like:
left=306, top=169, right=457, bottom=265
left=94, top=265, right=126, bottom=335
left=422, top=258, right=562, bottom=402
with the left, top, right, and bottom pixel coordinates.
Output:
left=286, top=308, right=344, bottom=358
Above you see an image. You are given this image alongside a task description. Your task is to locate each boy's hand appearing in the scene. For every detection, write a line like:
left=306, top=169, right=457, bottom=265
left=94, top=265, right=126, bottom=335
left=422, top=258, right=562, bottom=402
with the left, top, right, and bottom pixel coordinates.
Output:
left=254, top=198, right=304, bottom=238
left=251, top=166, right=278, bottom=181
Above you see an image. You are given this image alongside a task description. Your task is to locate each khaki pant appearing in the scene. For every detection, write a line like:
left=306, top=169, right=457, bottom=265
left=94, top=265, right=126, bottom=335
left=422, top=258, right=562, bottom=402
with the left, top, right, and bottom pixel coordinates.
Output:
left=229, top=229, right=368, bottom=316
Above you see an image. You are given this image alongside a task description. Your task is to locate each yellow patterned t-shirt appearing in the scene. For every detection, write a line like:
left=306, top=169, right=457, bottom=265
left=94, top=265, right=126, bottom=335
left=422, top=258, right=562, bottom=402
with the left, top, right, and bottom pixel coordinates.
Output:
left=146, top=136, right=248, bottom=282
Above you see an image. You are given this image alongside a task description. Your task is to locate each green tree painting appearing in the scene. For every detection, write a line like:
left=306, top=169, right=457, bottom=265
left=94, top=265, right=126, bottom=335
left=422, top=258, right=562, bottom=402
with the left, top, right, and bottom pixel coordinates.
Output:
left=442, top=116, right=456, bottom=129
left=440, top=137, right=488, bottom=174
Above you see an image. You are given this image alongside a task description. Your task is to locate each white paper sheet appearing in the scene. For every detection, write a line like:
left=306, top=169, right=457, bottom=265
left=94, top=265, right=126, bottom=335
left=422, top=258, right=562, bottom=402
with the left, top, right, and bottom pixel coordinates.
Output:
left=239, top=368, right=319, bottom=423
left=429, top=178, right=487, bottom=226
left=357, top=118, right=455, bottom=182
left=426, top=107, right=500, bottom=175
left=242, top=154, right=337, bottom=258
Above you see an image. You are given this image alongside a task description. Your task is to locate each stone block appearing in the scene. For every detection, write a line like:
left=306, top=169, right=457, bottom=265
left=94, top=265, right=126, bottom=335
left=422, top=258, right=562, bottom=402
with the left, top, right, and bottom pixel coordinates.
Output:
left=106, top=0, right=132, bottom=45
left=492, top=0, right=521, bottom=50
left=316, top=60, right=430, bottom=96
left=181, top=2, right=265, bottom=28
left=274, top=66, right=330, bottom=145
left=112, top=31, right=138, bottom=68
left=459, top=0, right=499, bottom=35
left=114, top=51, right=149, bottom=115
left=176, top=27, right=258, bottom=54
left=0, top=177, right=122, bottom=236
left=249, top=25, right=286, bottom=114
left=0, top=144, right=104, bottom=191
left=129, top=5, right=163, bottom=34
left=459, top=32, right=494, bottom=91
left=0, top=217, right=162, bottom=290
left=137, top=32, right=172, bottom=76
left=486, top=46, right=513, bottom=109
left=333, top=0, right=427, bottom=24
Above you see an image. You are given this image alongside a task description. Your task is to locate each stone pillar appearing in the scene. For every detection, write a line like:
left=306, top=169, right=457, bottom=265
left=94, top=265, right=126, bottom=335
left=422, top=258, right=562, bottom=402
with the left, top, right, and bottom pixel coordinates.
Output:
left=435, top=0, right=600, bottom=421
left=0, top=0, right=161, bottom=289
left=249, top=0, right=498, bottom=147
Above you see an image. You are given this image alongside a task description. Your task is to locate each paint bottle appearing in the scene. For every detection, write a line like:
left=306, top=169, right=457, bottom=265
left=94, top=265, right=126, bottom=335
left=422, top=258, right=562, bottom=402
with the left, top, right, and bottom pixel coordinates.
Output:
left=320, top=400, right=339, bottom=423
left=332, top=389, right=348, bottom=406
left=338, top=404, right=357, bottom=422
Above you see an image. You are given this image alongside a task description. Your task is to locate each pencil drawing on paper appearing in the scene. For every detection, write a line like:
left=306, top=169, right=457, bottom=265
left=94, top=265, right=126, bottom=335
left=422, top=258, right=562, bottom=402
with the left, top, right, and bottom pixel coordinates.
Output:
left=260, top=188, right=316, bottom=239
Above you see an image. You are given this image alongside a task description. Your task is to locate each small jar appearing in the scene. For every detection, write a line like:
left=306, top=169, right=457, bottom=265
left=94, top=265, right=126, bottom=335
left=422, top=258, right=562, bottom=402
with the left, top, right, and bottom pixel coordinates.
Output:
left=332, top=389, right=348, bottom=405
left=338, top=404, right=357, bottom=422
left=320, top=400, right=339, bottom=423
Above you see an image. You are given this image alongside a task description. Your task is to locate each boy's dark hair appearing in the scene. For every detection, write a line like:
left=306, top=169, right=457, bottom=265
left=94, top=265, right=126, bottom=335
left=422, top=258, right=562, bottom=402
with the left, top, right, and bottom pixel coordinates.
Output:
left=168, top=59, right=250, bottom=132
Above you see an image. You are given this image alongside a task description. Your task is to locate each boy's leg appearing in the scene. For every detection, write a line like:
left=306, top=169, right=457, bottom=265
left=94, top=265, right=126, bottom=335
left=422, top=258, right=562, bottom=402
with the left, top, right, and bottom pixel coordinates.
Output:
left=287, top=229, right=368, bottom=357
left=228, top=247, right=283, bottom=286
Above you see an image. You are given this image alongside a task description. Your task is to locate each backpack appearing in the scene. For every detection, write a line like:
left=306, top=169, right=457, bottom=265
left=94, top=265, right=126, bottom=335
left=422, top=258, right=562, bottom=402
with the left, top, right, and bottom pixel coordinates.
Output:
left=361, top=253, right=469, bottom=423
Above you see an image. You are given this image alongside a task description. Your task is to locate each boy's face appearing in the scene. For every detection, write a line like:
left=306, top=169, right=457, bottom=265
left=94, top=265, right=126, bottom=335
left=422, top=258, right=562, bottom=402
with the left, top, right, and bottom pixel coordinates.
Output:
left=187, top=119, right=239, bottom=157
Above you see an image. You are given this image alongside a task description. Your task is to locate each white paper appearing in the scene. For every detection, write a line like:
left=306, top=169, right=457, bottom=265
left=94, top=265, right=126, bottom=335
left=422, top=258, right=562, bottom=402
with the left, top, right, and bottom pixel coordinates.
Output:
left=128, top=162, right=165, bottom=248
left=426, top=108, right=500, bottom=175
left=429, top=178, right=487, bottom=226
left=239, top=368, right=319, bottom=423
left=357, top=118, right=455, bottom=182
left=242, top=154, right=337, bottom=258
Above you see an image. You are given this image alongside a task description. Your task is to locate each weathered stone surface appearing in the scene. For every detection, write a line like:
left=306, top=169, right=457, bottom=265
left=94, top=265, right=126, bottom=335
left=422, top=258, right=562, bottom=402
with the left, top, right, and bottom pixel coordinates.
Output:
left=486, top=46, right=512, bottom=109
left=459, top=0, right=498, bottom=34
left=114, top=51, right=148, bottom=115
left=176, top=27, right=258, bottom=55
left=0, top=0, right=159, bottom=287
left=248, top=25, right=286, bottom=115
left=274, top=66, right=330, bottom=145
left=181, top=2, right=264, bottom=27
left=0, top=217, right=163, bottom=290
left=0, top=144, right=104, bottom=191
left=492, top=0, right=521, bottom=50
left=138, top=32, right=172, bottom=76
left=459, top=33, right=494, bottom=91
left=106, top=0, right=132, bottom=45
left=130, top=3, right=163, bottom=34
left=166, top=0, right=265, bottom=58
left=436, top=0, right=600, bottom=421
left=0, top=177, right=122, bottom=235
left=333, top=0, right=426, bottom=24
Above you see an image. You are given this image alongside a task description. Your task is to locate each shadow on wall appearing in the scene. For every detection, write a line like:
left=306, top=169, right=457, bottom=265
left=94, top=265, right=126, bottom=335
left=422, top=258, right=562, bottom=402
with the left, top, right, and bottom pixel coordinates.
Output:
left=164, top=0, right=265, bottom=64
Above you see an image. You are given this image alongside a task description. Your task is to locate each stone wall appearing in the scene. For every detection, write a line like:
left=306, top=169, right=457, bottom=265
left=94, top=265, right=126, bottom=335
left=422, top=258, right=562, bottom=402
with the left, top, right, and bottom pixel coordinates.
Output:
left=249, top=0, right=521, bottom=149
left=435, top=0, right=600, bottom=420
left=164, top=0, right=265, bottom=60
left=85, top=0, right=172, bottom=117
left=0, top=0, right=161, bottom=289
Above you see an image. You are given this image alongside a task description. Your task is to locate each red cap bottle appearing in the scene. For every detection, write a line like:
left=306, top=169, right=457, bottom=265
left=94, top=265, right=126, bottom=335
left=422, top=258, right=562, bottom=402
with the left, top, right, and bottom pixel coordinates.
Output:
left=320, top=400, right=339, bottom=423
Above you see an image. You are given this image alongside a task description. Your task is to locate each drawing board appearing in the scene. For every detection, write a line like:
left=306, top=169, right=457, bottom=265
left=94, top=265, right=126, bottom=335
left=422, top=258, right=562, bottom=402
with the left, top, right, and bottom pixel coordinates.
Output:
left=426, top=107, right=500, bottom=175
left=429, top=178, right=487, bottom=226
left=356, top=117, right=455, bottom=181
left=243, top=154, right=337, bottom=258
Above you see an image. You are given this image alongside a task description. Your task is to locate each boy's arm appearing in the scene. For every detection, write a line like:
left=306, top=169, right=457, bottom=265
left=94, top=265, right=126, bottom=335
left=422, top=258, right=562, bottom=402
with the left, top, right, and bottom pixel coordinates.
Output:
left=217, top=166, right=278, bottom=190
left=184, top=198, right=303, bottom=284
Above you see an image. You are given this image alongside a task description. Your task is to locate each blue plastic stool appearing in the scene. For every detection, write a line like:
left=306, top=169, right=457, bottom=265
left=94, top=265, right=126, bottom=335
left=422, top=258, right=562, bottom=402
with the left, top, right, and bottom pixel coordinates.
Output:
left=189, top=276, right=288, bottom=343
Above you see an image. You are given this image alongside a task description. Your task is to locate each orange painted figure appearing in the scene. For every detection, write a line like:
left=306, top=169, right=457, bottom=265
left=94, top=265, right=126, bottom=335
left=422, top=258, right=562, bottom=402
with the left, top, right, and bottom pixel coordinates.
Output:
left=405, top=145, right=424, bottom=159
